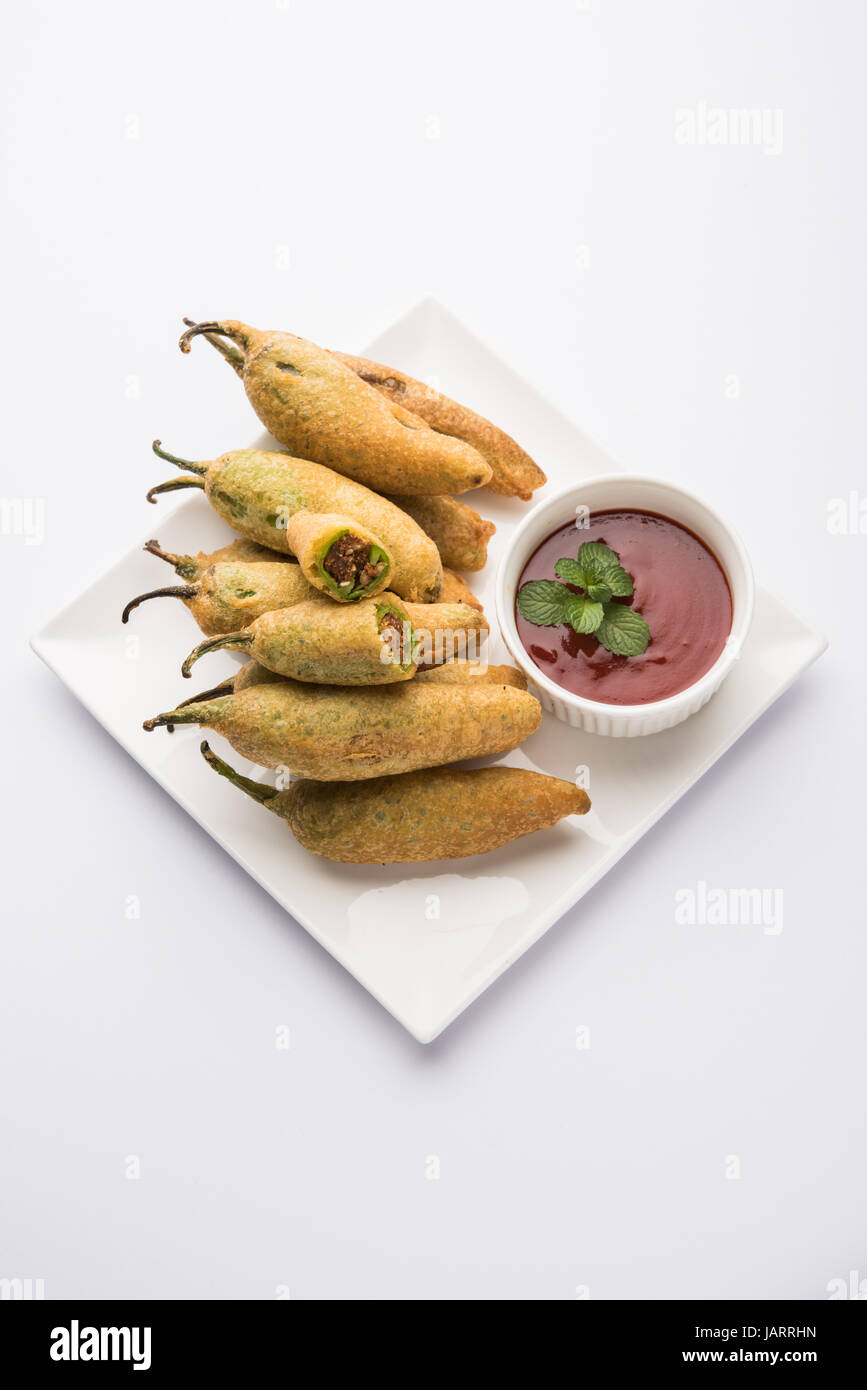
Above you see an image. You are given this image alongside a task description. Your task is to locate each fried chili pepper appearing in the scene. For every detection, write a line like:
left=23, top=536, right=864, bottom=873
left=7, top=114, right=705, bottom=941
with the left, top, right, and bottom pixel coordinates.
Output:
left=335, top=351, right=546, bottom=499
left=123, top=557, right=317, bottom=636
left=383, top=492, right=496, bottom=571
left=144, top=680, right=541, bottom=780
left=145, top=440, right=442, bottom=602
left=201, top=745, right=589, bottom=863
left=179, top=319, right=492, bottom=496
left=180, top=594, right=415, bottom=687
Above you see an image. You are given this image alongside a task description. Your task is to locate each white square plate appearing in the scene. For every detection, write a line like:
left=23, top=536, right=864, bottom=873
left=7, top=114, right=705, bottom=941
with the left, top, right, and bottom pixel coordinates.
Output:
left=31, top=299, right=826, bottom=1042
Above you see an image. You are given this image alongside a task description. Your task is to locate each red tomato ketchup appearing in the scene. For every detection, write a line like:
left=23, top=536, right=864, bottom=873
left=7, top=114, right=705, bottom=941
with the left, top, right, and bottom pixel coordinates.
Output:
left=515, top=510, right=733, bottom=706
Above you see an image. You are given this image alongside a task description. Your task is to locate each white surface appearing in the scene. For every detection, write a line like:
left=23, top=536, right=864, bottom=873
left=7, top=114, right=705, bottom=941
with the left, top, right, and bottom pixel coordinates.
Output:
left=31, top=301, right=825, bottom=1043
left=2, top=0, right=865, bottom=1300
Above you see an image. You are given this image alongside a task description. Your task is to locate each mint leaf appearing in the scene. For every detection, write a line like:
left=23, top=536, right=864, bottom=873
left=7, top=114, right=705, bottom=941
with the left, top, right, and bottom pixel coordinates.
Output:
left=519, top=538, right=649, bottom=657
left=595, top=605, right=651, bottom=656
left=586, top=580, right=613, bottom=603
left=577, top=541, right=621, bottom=581
left=566, top=595, right=604, bottom=633
left=600, top=564, right=634, bottom=597
left=516, top=580, right=571, bottom=626
left=554, top=557, right=587, bottom=588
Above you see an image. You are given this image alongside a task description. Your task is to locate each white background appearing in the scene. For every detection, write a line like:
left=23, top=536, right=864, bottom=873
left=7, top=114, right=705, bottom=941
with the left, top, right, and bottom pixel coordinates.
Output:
left=2, top=0, right=865, bottom=1299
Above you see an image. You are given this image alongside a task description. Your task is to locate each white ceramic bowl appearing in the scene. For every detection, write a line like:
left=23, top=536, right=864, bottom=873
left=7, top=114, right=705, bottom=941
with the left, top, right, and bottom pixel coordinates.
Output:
left=495, top=475, right=755, bottom=737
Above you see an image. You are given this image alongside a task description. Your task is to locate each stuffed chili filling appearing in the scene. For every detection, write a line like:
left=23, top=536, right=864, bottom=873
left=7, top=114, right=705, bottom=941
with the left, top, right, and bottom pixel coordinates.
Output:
left=321, top=531, right=389, bottom=598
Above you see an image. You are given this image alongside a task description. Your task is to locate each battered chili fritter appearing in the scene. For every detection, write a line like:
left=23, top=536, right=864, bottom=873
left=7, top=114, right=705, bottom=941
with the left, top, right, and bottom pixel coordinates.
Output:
left=179, top=594, right=417, bottom=687
left=200, top=746, right=590, bottom=863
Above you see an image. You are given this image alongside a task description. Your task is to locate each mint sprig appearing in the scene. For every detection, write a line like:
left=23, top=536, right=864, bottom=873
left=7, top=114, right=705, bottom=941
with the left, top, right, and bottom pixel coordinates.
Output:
left=517, top=540, right=650, bottom=657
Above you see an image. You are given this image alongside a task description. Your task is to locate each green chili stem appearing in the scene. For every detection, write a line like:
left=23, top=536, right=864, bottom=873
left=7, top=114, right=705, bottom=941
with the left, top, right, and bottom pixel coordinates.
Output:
left=199, top=740, right=277, bottom=804
left=175, top=678, right=235, bottom=710
left=182, top=631, right=252, bottom=678
left=143, top=707, right=200, bottom=732
left=143, top=539, right=197, bottom=579
left=143, top=696, right=228, bottom=732
left=143, top=539, right=180, bottom=566
left=146, top=477, right=206, bottom=503
left=182, top=317, right=245, bottom=376
left=122, top=584, right=197, bottom=623
left=151, top=440, right=207, bottom=475
left=179, top=320, right=249, bottom=355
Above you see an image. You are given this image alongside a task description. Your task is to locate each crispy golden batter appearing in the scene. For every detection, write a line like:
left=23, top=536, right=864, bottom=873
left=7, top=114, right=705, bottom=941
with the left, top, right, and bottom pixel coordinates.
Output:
left=233, top=659, right=285, bottom=692
left=141, top=536, right=289, bottom=581
left=123, top=559, right=317, bottom=636
left=403, top=600, right=488, bottom=668
left=146, top=680, right=542, bottom=779
left=147, top=443, right=443, bottom=603
left=439, top=568, right=484, bottom=612
left=180, top=320, right=492, bottom=496
left=416, top=661, right=526, bottom=690
left=201, top=746, right=589, bottom=863
left=179, top=657, right=523, bottom=714
left=285, top=767, right=588, bottom=862
left=384, top=493, right=495, bottom=571
left=181, top=594, right=416, bottom=687
left=190, top=562, right=315, bottom=634
left=183, top=537, right=287, bottom=571
left=171, top=658, right=285, bottom=717
left=337, top=352, right=546, bottom=499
